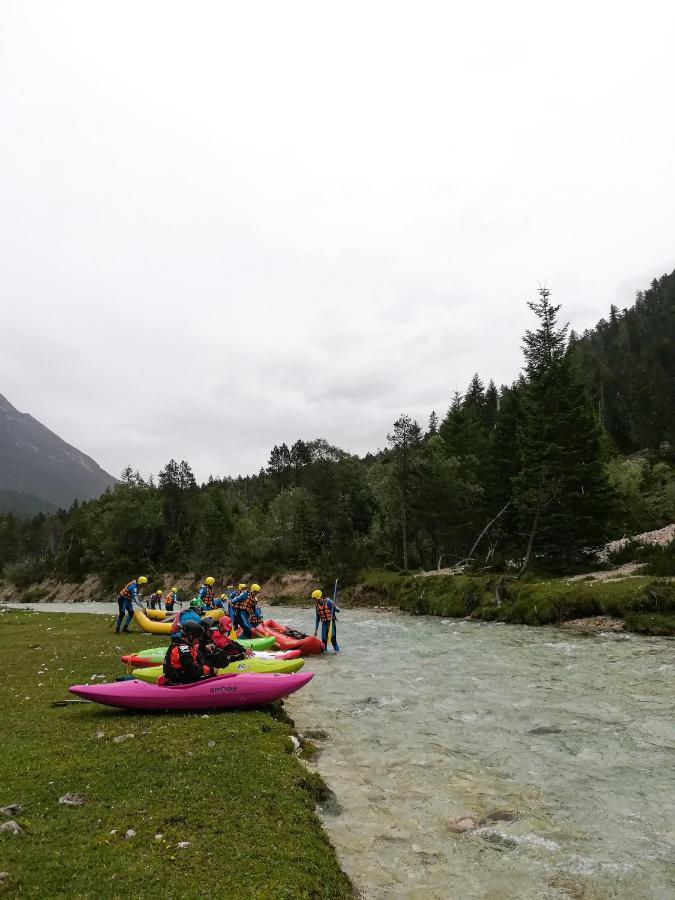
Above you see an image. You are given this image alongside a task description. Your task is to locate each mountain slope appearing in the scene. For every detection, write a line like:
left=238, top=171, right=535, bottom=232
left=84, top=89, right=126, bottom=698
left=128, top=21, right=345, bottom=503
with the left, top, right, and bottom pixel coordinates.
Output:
left=0, top=394, right=117, bottom=509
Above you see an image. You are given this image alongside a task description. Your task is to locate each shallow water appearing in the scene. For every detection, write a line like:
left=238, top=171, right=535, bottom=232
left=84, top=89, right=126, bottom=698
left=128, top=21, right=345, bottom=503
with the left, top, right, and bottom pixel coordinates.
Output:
left=7, top=601, right=675, bottom=898
left=281, top=609, right=675, bottom=899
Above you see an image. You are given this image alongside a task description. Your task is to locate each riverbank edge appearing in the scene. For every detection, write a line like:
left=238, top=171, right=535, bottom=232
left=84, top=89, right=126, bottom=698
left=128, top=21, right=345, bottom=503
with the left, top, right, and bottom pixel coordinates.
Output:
left=343, top=571, right=675, bottom=636
left=0, top=609, right=355, bottom=898
left=3, top=569, right=675, bottom=635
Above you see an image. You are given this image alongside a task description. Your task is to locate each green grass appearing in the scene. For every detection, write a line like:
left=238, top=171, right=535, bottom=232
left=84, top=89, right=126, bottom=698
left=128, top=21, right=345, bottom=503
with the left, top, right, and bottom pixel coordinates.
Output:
left=0, top=611, right=352, bottom=899
left=624, top=612, right=675, bottom=636
left=352, top=570, right=675, bottom=629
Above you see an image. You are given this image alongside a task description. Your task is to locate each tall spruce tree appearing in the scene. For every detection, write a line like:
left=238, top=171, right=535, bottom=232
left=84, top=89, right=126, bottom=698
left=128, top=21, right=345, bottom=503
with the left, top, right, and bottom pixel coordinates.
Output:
left=387, top=414, right=423, bottom=569
left=515, top=288, right=614, bottom=569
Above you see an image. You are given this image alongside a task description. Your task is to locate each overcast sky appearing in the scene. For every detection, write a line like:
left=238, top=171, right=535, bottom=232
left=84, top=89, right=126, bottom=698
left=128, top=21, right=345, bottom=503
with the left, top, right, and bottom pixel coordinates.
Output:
left=1, top=1, right=674, bottom=482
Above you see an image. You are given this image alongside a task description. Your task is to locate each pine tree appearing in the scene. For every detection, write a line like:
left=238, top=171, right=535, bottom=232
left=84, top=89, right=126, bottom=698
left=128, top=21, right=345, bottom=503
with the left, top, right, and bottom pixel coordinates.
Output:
left=387, top=415, right=423, bottom=569
left=522, top=286, right=569, bottom=377
left=515, top=289, right=614, bottom=569
left=483, top=380, right=499, bottom=430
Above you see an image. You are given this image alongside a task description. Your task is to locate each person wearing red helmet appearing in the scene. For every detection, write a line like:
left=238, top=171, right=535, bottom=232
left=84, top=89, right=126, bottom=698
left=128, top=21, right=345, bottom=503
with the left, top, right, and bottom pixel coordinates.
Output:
left=200, top=617, right=251, bottom=667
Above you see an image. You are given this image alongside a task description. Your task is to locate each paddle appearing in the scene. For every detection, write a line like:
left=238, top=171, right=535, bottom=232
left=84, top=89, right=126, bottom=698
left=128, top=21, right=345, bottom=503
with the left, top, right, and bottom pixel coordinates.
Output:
left=51, top=699, right=92, bottom=707
left=327, top=578, right=338, bottom=650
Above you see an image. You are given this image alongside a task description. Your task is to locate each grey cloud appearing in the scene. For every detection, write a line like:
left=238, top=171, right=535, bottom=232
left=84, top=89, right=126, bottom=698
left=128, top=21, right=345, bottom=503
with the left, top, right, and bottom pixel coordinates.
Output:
left=1, top=3, right=675, bottom=482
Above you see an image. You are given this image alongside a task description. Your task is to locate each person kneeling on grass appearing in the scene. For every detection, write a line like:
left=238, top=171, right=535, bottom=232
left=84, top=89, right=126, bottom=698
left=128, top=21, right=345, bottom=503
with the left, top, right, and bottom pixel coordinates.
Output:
left=200, top=617, right=250, bottom=668
left=162, top=621, right=216, bottom=685
left=312, top=589, right=340, bottom=652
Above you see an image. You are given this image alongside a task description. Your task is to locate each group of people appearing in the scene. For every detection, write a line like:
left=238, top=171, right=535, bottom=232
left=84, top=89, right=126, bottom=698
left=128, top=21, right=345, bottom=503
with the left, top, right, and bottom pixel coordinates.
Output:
left=114, top=576, right=341, bottom=682
left=114, top=576, right=264, bottom=638
left=163, top=614, right=251, bottom=685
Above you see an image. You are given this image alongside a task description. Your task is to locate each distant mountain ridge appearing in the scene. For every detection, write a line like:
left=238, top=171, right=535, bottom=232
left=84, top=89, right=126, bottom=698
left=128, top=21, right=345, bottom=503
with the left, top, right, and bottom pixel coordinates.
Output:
left=0, top=393, right=117, bottom=511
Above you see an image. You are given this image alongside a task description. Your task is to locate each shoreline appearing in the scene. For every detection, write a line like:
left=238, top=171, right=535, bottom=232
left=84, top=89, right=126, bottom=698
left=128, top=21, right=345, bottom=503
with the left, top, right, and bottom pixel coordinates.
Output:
left=2, top=563, right=675, bottom=639
left=4, top=596, right=674, bottom=640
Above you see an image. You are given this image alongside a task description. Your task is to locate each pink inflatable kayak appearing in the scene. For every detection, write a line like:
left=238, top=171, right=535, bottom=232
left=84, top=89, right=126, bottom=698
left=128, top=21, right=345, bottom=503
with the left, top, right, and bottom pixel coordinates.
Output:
left=69, top=672, right=313, bottom=711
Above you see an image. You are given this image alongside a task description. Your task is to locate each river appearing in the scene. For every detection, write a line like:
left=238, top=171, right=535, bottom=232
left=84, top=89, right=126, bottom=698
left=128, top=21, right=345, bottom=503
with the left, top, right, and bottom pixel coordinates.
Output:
left=5, top=602, right=675, bottom=899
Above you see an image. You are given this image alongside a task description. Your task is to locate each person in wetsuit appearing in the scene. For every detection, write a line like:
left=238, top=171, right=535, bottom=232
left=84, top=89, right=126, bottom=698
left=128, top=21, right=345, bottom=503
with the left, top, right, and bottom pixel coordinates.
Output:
left=162, top=620, right=216, bottom=685
left=312, top=589, right=340, bottom=652
left=199, top=617, right=249, bottom=668
left=115, top=576, right=147, bottom=633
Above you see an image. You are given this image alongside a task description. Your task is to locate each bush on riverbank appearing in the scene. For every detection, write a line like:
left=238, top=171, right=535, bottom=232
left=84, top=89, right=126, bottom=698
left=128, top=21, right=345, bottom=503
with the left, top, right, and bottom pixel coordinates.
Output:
left=354, top=571, right=675, bottom=631
left=0, top=611, right=352, bottom=898
left=624, top=612, right=675, bottom=635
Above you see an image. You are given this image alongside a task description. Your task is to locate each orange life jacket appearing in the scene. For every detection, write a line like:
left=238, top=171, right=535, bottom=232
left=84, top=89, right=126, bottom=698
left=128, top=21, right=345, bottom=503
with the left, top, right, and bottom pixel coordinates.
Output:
left=316, top=599, right=332, bottom=622
left=234, top=591, right=255, bottom=614
left=119, top=581, right=135, bottom=600
left=164, top=590, right=176, bottom=606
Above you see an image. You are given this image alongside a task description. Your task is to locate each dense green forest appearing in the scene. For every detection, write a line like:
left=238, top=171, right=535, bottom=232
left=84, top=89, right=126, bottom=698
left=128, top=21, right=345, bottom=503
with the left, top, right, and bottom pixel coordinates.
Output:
left=2, top=272, right=674, bottom=588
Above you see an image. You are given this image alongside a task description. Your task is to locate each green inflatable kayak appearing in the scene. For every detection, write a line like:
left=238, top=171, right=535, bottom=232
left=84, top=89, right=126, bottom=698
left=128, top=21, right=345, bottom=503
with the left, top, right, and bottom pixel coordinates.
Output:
left=120, top=637, right=276, bottom=668
left=132, top=656, right=304, bottom=684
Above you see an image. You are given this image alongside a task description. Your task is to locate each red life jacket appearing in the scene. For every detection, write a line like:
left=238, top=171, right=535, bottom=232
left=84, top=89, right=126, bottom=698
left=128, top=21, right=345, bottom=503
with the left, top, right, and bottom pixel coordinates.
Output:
left=167, top=643, right=192, bottom=670
left=201, top=585, right=214, bottom=606
left=164, top=590, right=176, bottom=607
left=316, top=599, right=332, bottom=622
left=163, top=639, right=210, bottom=683
left=210, top=630, right=233, bottom=649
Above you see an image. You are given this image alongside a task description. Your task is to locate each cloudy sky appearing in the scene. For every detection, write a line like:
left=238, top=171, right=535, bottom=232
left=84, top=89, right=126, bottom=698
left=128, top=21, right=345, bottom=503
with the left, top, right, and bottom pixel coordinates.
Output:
left=1, top=1, right=674, bottom=482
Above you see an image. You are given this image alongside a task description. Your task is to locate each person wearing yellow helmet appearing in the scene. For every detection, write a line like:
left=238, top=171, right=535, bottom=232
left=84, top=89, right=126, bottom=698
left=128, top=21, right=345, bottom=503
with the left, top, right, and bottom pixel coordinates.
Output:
left=249, top=583, right=264, bottom=628
left=115, top=576, right=148, bottom=633
left=164, top=586, right=178, bottom=611
left=196, top=576, right=216, bottom=610
left=149, top=589, right=163, bottom=610
left=312, top=588, right=340, bottom=652
left=231, top=583, right=258, bottom=638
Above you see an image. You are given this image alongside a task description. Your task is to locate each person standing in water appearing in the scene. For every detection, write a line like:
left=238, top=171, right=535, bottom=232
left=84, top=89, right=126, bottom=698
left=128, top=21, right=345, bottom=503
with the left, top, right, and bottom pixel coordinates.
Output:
left=312, top=588, right=340, bottom=652
left=115, top=576, right=147, bottom=633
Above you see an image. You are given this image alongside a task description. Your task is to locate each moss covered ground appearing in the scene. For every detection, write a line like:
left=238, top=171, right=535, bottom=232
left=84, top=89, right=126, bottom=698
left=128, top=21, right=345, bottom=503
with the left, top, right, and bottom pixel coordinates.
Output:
left=0, top=611, right=352, bottom=899
left=349, top=570, right=675, bottom=634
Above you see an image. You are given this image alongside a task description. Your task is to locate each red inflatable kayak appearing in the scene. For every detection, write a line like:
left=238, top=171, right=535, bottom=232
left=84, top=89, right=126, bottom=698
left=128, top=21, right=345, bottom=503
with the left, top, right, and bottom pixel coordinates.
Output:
left=253, top=619, right=325, bottom=655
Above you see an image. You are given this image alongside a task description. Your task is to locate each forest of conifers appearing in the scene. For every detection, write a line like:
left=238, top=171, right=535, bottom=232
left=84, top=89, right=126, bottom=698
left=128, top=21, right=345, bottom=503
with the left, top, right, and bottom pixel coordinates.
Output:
left=2, top=270, right=674, bottom=588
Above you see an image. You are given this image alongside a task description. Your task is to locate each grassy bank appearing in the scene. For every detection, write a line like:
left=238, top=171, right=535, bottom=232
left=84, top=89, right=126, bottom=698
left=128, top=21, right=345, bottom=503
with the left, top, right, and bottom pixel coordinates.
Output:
left=347, top=571, right=675, bottom=634
left=0, top=611, right=352, bottom=899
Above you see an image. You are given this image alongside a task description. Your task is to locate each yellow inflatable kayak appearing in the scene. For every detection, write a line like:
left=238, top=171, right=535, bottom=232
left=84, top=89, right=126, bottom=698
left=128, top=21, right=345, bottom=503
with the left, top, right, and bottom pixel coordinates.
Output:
left=133, top=607, right=225, bottom=634
left=132, top=656, right=304, bottom=683
left=144, top=609, right=175, bottom=621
